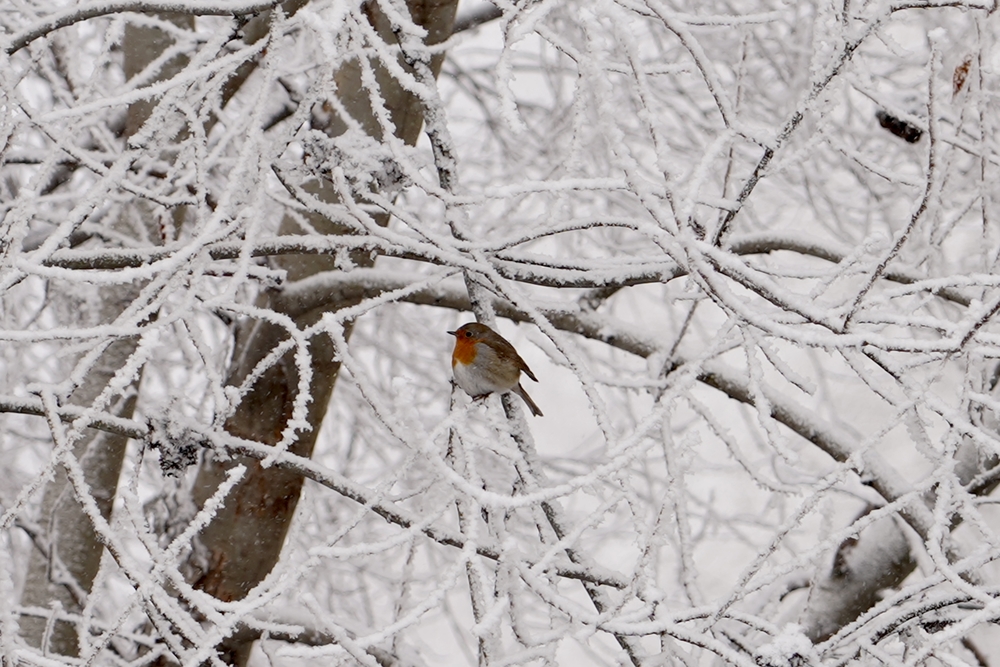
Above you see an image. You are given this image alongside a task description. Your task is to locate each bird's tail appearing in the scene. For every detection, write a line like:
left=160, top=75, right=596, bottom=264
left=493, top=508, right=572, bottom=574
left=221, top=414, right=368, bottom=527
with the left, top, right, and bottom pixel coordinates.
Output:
left=514, top=383, right=543, bottom=417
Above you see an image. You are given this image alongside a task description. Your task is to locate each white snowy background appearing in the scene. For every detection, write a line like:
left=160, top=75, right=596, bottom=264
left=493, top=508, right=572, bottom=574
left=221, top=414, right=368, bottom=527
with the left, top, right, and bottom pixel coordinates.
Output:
left=1, top=1, right=1000, bottom=666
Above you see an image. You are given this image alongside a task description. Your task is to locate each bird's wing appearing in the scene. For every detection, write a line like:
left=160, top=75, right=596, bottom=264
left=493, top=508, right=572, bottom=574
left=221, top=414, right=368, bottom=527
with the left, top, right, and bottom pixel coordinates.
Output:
left=516, top=354, right=538, bottom=382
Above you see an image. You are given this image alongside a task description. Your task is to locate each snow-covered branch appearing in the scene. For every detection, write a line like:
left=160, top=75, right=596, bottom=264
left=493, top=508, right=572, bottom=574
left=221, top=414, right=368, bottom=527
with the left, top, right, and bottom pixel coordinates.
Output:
left=4, top=0, right=1000, bottom=664
left=5, top=0, right=283, bottom=54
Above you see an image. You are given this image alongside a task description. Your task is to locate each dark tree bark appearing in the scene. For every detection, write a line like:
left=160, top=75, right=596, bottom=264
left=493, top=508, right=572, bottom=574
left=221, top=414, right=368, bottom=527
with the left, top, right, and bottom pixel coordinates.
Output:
left=17, top=13, right=191, bottom=655
left=185, top=1, right=458, bottom=663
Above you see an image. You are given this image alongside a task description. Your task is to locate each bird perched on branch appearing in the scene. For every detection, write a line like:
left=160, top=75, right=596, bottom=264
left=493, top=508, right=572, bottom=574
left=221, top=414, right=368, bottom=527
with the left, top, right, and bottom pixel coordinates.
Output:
left=448, top=322, right=543, bottom=417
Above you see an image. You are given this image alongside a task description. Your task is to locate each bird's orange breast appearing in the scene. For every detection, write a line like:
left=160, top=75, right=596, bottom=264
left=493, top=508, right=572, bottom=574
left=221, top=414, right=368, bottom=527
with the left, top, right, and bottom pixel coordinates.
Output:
left=452, top=337, right=479, bottom=366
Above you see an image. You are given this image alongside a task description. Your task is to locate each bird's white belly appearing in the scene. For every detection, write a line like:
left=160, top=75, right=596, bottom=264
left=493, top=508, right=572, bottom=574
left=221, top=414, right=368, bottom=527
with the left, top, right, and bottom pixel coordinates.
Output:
left=453, top=358, right=502, bottom=397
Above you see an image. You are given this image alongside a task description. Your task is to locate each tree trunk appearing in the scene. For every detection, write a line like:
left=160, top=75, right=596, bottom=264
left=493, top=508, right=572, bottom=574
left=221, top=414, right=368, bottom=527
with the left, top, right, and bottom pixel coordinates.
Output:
left=18, top=287, right=145, bottom=655
left=187, top=1, right=458, bottom=664
left=17, top=14, right=192, bottom=654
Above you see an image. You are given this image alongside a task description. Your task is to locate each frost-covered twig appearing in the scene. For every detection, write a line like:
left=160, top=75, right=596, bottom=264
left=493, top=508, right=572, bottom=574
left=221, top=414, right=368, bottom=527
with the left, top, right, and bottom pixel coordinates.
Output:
left=0, top=392, right=631, bottom=589
left=6, top=0, right=283, bottom=55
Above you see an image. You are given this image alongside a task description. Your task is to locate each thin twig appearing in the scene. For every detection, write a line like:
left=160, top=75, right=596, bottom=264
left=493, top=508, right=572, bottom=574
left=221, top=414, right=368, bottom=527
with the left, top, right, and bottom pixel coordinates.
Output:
left=6, top=0, right=282, bottom=55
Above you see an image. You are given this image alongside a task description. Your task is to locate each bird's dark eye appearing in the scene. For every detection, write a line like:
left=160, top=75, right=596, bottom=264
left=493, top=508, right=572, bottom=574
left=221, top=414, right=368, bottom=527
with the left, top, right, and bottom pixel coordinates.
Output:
left=464, top=331, right=472, bottom=337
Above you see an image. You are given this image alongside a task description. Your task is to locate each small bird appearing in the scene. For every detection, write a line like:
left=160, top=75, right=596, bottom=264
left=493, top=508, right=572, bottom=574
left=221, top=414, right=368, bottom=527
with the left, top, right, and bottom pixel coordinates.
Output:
left=448, top=322, right=543, bottom=417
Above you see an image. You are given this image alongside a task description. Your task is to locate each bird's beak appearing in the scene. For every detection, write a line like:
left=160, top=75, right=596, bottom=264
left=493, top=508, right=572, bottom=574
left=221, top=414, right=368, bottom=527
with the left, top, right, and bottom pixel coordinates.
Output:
left=447, top=331, right=457, bottom=336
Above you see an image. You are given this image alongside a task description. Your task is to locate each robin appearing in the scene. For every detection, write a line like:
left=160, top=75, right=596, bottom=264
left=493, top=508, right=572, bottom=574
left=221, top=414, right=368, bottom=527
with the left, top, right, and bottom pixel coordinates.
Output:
left=448, top=322, right=543, bottom=417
